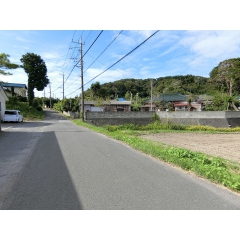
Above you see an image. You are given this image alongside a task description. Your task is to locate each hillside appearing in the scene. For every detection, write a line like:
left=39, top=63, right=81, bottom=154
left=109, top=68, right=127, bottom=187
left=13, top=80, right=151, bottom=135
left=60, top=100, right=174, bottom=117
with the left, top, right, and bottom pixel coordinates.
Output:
left=84, top=75, right=217, bottom=100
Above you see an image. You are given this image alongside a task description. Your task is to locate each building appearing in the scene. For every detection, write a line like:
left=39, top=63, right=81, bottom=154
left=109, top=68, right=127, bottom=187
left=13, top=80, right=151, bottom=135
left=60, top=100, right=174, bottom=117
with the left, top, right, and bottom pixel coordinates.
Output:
left=0, top=85, right=9, bottom=131
left=173, top=101, right=202, bottom=111
left=80, top=100, right=132, bottom=112
left=142, top=93, right=188, bottom=111
left=0, top=83, right=27, bottom=97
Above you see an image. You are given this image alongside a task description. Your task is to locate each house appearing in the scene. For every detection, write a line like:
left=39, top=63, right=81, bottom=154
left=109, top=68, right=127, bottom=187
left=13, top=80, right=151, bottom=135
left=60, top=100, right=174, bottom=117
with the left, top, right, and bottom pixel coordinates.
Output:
left=0, top=83, right=27, bottom=97
left=80, top=100, right=132, bottom=112
left=141, top=103, right=157, bottom=111
left=0, top=85, right=9, bottom=131
left=142, top=93, right=187, bottom=111
left=197, top=94, right=213, bottom=108
left=173, top=101, right=202, bottom=111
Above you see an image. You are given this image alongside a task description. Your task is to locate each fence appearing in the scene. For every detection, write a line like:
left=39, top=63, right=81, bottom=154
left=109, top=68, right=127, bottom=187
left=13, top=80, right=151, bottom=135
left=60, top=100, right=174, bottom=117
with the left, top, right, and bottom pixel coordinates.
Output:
left=64, top=110, right=240, bottom=128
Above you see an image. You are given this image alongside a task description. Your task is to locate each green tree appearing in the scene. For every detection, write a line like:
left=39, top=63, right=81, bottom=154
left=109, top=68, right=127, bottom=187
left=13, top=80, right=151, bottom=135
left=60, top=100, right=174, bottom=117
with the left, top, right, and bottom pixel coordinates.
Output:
left=125, top=91, right=131, bottom=100
left=210, top=58, right=240, bottom=97
left=0, top=53, right=19, bottom=75
left=90, top=82, right=101, bottom=98
left=20, top=53, right=49, bottom=106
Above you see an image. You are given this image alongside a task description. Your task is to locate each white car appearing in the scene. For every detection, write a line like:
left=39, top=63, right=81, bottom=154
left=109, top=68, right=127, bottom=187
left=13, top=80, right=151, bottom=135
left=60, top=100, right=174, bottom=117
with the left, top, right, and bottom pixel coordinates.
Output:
left=3, top=110, right=23, bottom=123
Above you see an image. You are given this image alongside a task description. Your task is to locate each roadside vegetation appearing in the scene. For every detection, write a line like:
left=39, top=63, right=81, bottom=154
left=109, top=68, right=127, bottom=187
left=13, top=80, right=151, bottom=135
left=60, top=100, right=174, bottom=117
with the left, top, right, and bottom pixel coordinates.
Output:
left=72, top=119, right=240, bottom=193
left=6, top=97, right=44, bottom=120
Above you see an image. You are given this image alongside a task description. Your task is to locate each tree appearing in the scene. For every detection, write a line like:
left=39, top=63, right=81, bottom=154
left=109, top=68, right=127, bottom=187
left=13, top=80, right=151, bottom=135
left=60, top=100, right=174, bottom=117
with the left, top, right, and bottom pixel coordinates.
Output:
left=0, top=53, right=19, bottom=75
left=210, top=58, right=240, bottom=97
left=20, top=53, right=49, bottom=106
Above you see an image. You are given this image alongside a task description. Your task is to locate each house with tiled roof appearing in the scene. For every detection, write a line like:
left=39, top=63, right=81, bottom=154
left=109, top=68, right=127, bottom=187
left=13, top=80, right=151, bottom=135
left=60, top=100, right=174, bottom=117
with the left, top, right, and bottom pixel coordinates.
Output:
left=80, top=100, right=131, bottom=112
left=173, top=101, right=202, bottom=111
left=0, top=83, right=27, bottom=97
left=142, top=93, right=188, bottom=111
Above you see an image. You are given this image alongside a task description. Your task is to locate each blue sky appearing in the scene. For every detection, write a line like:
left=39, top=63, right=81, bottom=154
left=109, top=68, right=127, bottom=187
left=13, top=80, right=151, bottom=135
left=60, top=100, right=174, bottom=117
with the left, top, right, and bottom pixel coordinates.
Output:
left=1, top=1, right=240, bottom=101
left=1, top=30, right=240, bottom=99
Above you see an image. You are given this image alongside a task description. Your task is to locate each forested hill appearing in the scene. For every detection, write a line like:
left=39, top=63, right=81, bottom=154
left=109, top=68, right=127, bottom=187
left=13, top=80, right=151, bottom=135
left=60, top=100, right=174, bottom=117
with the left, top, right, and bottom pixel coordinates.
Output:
left=85, top=74, right=215, bottom=100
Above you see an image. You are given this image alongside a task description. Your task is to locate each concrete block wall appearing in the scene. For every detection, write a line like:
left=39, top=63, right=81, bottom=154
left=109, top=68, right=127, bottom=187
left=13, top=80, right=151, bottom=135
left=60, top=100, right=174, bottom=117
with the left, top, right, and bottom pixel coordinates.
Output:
left=86, top=111, right=153, bottom=119
left=156, top=111, right=240, bottom=128
left=66, top=110, right=240, bottom=128
left=85, top=111, right=154, bottom=126
left=63, top=111, right=80, bottom=118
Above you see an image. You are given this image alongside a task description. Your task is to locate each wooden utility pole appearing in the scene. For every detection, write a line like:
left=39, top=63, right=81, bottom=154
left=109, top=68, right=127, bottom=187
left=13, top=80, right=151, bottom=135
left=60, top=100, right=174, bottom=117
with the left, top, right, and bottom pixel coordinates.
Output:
left=80, top=37, right=84, bottom=121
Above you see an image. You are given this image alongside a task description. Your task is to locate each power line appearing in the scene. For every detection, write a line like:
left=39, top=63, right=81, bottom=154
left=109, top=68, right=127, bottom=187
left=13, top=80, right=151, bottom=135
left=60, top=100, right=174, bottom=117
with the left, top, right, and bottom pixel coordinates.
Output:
left=65, top=30, right=160, bottom=97
left=84, top=30, right=123, bottom=73
left=83, top=30, right=159, bottom=87
left=83, top=30, right=92, bottom=43
left=63, top=30, right=104, bottom=86
left=82, top=30, right=104, bottom=60
left=51, top=30, right=77, bottom=92
left=61, top=31, right=104, bottom=92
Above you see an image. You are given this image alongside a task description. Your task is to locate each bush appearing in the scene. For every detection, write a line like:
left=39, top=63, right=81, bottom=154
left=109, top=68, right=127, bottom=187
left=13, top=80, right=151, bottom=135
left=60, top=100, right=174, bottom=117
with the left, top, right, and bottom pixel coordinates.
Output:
left=36, top=105, right=43, bottom=111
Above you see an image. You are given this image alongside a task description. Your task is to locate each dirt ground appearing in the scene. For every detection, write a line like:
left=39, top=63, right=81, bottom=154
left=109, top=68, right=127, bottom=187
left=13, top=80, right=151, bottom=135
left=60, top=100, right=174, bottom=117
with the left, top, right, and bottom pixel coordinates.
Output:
left=140, top=132, right=240, bottom=163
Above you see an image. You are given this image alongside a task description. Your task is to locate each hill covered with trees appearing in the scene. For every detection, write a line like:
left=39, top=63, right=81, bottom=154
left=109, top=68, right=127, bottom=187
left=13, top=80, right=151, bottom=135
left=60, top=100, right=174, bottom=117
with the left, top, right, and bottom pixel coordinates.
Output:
left=84, top=75, right=215, bottom=101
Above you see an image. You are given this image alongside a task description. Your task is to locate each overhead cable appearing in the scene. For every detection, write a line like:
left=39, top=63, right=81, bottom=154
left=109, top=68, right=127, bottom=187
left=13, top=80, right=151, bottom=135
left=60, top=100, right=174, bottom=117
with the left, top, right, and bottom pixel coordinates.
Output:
left=63, top=30, right=104, bottom=85
left=84, top=30, right=123, bottom=73
left=65, top=30, right=159, bottom=97
left=83, top=30, right=159, bottom=87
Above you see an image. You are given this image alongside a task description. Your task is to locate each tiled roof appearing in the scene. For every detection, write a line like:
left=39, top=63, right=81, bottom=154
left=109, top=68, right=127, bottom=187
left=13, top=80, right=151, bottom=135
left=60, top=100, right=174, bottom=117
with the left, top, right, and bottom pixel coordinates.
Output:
left=154, top=93, right=187, bottom=102
left=1, top=83, right=27, bottom=89
left=82, top=100, right=131, bottom=105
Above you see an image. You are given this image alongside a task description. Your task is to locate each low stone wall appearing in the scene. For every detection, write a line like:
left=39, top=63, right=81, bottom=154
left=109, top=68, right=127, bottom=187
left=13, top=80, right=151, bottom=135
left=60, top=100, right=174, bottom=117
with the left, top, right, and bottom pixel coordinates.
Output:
left=63, top=111, right=80, bottom=118
left=66, top=110, right=240, bottom=128
left=155, top=111, right=240, bottom=128
left=85, top=111, right=154, bottom=126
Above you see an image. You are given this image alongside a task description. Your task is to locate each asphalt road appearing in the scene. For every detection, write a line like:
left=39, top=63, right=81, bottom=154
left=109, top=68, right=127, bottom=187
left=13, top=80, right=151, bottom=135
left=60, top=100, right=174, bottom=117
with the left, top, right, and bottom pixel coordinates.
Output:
left=1, top=109, right=240, bottom=210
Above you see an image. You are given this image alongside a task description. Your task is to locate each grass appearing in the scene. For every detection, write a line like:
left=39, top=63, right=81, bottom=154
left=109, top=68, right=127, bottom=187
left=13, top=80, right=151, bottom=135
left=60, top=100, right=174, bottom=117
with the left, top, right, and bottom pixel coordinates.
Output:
left=6, top=102, right=44, bottom=121
left=72, top=119, right=240, bottom=193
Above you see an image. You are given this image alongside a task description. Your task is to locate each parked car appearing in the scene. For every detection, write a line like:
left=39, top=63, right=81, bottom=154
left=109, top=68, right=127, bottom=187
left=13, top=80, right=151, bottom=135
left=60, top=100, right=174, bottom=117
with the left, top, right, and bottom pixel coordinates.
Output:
left=3, top=110, right=23, bottom=123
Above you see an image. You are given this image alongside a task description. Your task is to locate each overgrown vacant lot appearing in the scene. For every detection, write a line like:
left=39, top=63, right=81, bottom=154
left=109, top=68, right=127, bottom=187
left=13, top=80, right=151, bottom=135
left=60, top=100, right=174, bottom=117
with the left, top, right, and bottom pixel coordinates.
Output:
left=140, top=132, right=240, bottom=163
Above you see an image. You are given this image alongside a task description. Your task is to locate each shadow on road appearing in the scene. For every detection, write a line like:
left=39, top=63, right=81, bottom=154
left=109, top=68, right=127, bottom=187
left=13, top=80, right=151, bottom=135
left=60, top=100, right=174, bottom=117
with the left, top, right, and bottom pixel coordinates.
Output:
left=4, top=131, right=83, bottom=210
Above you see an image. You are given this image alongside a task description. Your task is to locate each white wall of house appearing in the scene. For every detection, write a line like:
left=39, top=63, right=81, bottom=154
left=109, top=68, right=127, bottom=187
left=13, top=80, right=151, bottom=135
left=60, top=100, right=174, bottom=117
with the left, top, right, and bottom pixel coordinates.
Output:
left=0, top=87, right=9, bottom=121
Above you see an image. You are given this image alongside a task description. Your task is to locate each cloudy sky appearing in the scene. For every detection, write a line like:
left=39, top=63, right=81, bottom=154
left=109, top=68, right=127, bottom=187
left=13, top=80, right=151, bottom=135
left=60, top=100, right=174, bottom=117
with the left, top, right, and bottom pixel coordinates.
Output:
left=1, top=1, right=240, bottom=101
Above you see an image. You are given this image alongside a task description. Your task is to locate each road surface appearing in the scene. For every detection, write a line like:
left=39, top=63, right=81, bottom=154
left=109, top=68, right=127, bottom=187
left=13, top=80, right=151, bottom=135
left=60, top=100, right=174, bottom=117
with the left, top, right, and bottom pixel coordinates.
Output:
left=1, top=109, right=240, bottom=209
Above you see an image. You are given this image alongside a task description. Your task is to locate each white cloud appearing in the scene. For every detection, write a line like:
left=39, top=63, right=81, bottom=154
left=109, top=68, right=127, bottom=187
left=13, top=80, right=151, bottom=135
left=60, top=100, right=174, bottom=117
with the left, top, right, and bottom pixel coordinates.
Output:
left=179, top=30, right=240, bottom=60
left=15, top=37, right=32, bottom=43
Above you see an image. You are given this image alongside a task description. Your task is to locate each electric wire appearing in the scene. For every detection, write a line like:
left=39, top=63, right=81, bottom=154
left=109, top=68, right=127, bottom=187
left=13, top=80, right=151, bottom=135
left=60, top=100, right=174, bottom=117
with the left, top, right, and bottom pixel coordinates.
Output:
left=65, top=30, right=159, bottom=97
left=84, top=30, right=123, bottom=73
left=51, top=30, right=77, bottom=92
left=63, top=30, right=104, bottom=85
left=63, top=31, right=105, bottom=91
left=83, top=30, right=159, bottom=87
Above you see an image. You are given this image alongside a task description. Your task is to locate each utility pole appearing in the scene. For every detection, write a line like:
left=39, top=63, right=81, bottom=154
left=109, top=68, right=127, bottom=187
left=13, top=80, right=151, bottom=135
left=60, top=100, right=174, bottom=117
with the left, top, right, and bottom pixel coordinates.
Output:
left=80, top=37, right=84, bottom=121
left=49, top=82, right=52, bottom=108
left=60, top=73, right=65, bottom=99
left=150, top=79, right=153, bottom=111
